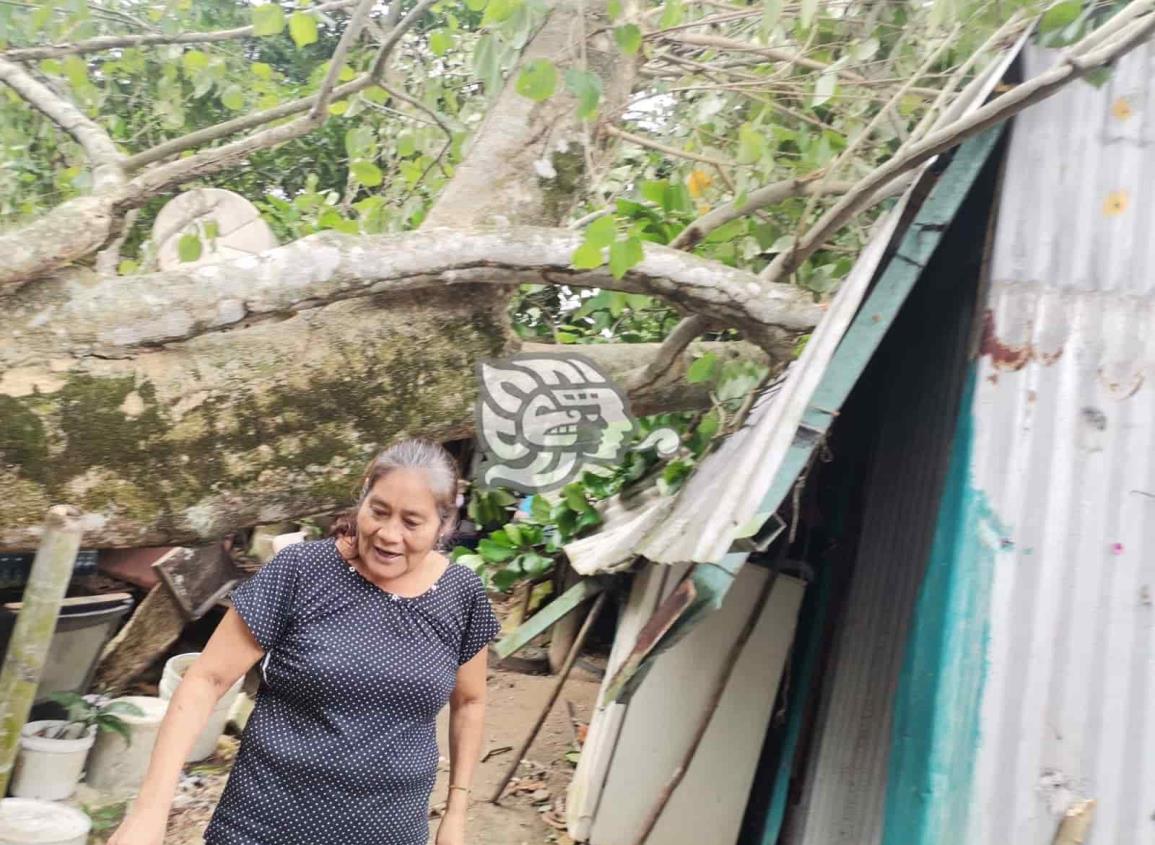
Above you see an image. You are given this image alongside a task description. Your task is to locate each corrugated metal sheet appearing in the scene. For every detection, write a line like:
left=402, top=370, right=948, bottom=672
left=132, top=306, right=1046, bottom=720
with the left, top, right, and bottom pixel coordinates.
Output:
left=563, top=39, right=1024, bottom=578
left=964, top=43, right=1155, bottom=844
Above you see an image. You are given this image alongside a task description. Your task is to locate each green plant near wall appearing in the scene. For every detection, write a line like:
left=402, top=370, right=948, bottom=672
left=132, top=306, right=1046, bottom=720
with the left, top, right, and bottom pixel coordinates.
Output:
left=455, top=351, right=771, bottom=593
left=38, top=692, right=144, bottom=743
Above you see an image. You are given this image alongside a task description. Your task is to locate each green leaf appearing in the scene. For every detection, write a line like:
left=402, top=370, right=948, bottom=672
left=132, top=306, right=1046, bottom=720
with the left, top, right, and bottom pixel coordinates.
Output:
left=203, top=220, right=220, bottom=240
left=251, top=61, right=273, bottom=80
left=800, top=0, right=818, bottom=28
left=465, top=0, right=488, bottom=10
left=516, top=58, right=557, bottom=101
left=571, top=242, right=604, bottom=269
left=1083, top=66, right=1113, bottom=88
left=178, top=233, right=202, bottom=263
left=564, top=68, right=602, bottom=120
left=328, top=100, right=349, bottom=116
left=478, top=537, right=517, bottom=562
left=641, top=180, right=668, bottom=207
left=520, top=552, right=555, bottom=577
left=737, top=123, right=765, bottom=165
left=472, top=33, right=501, bottom=91
left=492, top=567, right=521, bottom=592
left=289, top=11, right=318, bottom=47
left=613, top=24, right=642, bottom=55
left=607, top=0, right=623, bottom=19
left=251, top=4, right=285, bottom=37
left=583, top=214, right=617, bottom=249
left=660, top=0, right=685, bottom=27
left=97, top=717, right=133, bottom=746
left=429, top=28, right=453, bottom=56
left=1039, top=0, right=1081, bottom=33
left=564, top=486, right=591, bottom=513
left=220, top=86, right=245, bottom=111
left=687, top=353, right=719, bottom=384
left=503, top=523, right=524, bottom=546
left=812, top=70, right=837, bottom=108
left=350, top=161, right=383, bottom=187
left=62, top=55, right=88, bottom=90
left=396, top=131, right=416, bottom=157
left=345, top=126, right=374, bottom=159
left=482, top=0, right=522, bottom=25
left=761, top=0, right=783, bottom=33
left=181, top=50, right=208, bottom=73
left=608, top=237, right=643, bottom=280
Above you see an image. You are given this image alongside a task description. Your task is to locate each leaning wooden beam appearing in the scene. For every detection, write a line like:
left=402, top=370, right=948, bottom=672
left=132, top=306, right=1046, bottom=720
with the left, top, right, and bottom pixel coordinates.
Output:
left=92, top=582, right=186, bottom=691
left=492, top=577, right=605, bottom=660
left=0, top=505, right=83, bottom=795
left=491, top=591, right=608, bottom=804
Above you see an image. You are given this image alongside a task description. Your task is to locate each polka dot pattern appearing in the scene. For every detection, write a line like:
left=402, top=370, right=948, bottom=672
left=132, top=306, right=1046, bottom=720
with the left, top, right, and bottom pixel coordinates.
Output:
left=203, top=538, right=501, bottom=845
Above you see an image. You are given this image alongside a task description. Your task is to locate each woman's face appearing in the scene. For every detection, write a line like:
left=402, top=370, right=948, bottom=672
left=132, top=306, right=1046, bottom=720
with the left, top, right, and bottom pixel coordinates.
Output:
left=354, top=469, right=443, bottom=581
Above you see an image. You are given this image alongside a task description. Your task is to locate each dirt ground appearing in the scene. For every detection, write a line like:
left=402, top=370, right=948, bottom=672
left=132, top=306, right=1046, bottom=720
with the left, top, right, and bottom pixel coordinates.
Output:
left=79, top=668, right=602, bottom=845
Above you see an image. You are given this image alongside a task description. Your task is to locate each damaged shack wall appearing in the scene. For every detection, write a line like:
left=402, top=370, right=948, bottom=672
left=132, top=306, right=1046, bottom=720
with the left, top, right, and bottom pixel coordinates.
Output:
left=781, top=144, right=997, bottom=845
left=954, top=43, right=1155, bottom=844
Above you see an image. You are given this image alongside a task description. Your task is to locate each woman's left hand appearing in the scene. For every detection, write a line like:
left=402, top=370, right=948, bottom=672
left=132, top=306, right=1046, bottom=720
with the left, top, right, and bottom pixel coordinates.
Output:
left=435, top=811, right=466, bottom=845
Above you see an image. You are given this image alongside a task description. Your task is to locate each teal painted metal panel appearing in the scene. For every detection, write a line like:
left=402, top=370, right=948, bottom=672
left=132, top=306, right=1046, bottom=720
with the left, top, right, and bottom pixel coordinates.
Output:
left=880, top=369, right=1003, bottom=845
left=750, top=125, right=1005, bottom=525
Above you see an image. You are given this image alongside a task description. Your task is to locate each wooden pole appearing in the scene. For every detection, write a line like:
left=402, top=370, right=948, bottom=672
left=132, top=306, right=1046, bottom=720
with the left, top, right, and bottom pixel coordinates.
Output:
left=629, top=570, right=778, bottom=845
left=490, top=590, right=608, bottom=804
left=0, top=505, right=83, bottom=795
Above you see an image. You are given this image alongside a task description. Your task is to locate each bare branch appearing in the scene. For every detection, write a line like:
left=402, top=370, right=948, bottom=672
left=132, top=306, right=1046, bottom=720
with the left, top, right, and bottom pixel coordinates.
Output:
left=760, top=1, right=1155, bottom=283
left=310, top=0, right=379, bottom=119
left=0, top=57, right=125, bottom=191
left=620, top=314, right=713, bottom=393
left=1, top=0, right=360, bottom=62
left=123, top=0, right=435, bottom=171
left=604, top=124, right=733, bottom=167
left=7, top=227, right=820, bottom=360
left=663, top=32, right=871, bottom=83
left=122, top=0, right=435, bottom=205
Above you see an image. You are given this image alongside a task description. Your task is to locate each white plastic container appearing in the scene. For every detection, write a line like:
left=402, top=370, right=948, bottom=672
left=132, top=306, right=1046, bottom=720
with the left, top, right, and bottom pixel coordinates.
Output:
left=84, top=695, right=168, bottom=793
left=0, top=798, right=91, bottom=845
left=159, top=652, right=242, bottom=761
left=9, top=721, right=96, bottom=801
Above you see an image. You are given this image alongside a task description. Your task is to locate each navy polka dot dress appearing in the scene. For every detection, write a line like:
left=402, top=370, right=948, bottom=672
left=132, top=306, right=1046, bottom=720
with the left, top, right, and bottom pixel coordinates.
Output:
left=203, top=538, right=501, bottom=845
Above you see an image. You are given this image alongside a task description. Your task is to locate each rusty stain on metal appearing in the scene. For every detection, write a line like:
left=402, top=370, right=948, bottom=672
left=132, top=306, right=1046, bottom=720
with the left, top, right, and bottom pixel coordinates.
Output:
left=980, top=309, right=1065, bottom=371
left=1097, top=368, right=1145, bottom=399
left=602, top=575, right=697, bottom=703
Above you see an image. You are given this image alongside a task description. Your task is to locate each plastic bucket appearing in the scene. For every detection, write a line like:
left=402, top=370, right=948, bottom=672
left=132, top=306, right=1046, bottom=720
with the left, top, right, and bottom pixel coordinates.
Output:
left=84, top=695, right=168, bottom=794
left=9, top=721, right=95, bottom=801
left=159, top=652, right=241, bottom=762
left=0, top=798, right=91, bottom=845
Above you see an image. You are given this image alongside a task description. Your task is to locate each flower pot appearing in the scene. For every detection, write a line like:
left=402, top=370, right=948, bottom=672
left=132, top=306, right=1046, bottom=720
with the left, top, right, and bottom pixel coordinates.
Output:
left=0, top=798, right=91, bottom=845
left=159, top=652, right=241, bottom=762
left=84, top=696, right=168, bottom=794
left=8, top=721, right=96, bottom=801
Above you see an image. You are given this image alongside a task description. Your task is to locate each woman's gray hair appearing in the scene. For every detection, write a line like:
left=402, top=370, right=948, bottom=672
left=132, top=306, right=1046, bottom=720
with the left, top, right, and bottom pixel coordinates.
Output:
left=334, top=438, right=462, bottom=548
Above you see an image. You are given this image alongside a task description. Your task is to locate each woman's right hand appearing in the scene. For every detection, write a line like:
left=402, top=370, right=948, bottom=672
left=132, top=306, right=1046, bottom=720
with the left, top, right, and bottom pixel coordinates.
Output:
left=106, top=808, right=168, bottom=845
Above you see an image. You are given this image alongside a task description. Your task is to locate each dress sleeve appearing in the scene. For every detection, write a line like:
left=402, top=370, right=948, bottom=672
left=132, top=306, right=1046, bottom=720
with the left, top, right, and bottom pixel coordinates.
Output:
left=458, top=576, right=501, bottom=666
left=230, top=544, right=300, bottom=651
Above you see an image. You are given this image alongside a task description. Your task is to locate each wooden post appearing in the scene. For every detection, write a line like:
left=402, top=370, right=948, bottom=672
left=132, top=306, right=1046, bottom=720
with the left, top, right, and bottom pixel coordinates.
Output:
left=548, top=561, right=584, bottom=674
left=0, top=505, right=83, bottom=795
left=491, top=591, right=609, bottom=804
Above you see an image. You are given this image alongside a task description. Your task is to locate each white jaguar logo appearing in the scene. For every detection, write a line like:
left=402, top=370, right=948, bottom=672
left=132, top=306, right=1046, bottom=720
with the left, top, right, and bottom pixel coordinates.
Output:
left=475, top=353, right=676, bottom=493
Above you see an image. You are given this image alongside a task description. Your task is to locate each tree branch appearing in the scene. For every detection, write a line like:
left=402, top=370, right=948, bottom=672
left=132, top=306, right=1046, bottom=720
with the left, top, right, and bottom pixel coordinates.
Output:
left=122, top=0, right=436, bottom=172
left=309, top=0, right=379, bottom=119
left=0, top=0, right=360, bottom=61
left=0, top=57, right=125, bottom=192
left=604, top=124, right=733, bottom=167
left=5, top=227, right=821, bottom=364
left=120, top=0, right=434, bottom=201
left=620, top=314, right=713, bottom=393
left=760, top=0, right=1155, bottom=283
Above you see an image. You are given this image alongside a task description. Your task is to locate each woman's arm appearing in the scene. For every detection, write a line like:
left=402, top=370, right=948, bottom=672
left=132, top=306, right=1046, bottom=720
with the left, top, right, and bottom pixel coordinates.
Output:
left=108, top=607, right=266, bottom=845
left=436, top=646, right=489, bottom=845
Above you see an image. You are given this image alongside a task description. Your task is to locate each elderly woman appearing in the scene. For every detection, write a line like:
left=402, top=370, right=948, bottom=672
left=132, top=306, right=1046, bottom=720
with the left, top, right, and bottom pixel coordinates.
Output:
left=109, top=438, right=501, bottom=845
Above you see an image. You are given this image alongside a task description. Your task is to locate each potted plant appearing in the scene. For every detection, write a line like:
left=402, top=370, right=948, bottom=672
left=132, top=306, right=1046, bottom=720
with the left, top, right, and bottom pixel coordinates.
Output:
left=9, top=693, right=142, bottom=801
